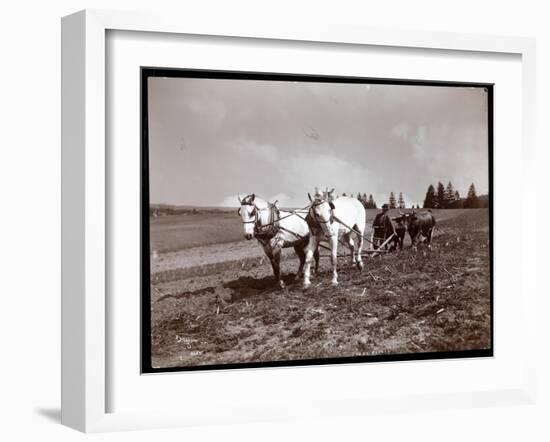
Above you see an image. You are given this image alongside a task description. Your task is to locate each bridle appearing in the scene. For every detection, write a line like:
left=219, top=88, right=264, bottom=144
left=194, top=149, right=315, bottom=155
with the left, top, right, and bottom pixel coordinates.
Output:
left=238, top=200, right=258, bottom=225
left=238, top=196, right=280, bottom=238
left=308, top=198, right=335, bottom=231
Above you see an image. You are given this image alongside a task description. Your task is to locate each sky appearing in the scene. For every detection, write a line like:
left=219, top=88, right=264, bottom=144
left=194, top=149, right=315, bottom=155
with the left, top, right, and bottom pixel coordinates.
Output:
left=147, top=76, right=489, bottom=208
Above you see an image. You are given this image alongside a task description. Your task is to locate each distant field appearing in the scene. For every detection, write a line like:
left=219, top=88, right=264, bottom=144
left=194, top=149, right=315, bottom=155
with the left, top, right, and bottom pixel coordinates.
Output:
left=150, top=207, right=473, bottom=254
left=150, top=211, right=243, bottom=253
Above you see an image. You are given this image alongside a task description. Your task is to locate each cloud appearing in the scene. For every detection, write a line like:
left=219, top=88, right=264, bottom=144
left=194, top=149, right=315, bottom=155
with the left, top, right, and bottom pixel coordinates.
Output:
left=149, top=78, right=489, bottom=206
left=218, top=194, right=243, bottom=208
left=231, top=138, right=382, bottom=206
left=227, top=139, right=382, bottom=207
left=283, top=152, right=378, bottom=204
left=219, top=192, right=295, bottom=209
left=412, top=126, right=428, bottom=162
left=267, top=193, right=293, bottom=207
left=232, top=140, right=279, bottom=163
left=184, top=97, right=227, bottom=131
left=391, top=122, right=409, bottom=139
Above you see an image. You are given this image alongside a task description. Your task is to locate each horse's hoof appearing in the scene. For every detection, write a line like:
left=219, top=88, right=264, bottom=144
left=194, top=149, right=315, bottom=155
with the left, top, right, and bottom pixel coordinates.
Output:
left=356, top=261, right=364, bottom=271
left=331, top=281, right=339, bottom=287
left=279, top=281, right=286, bottom=289
left=303, top=283, right=311, bottom=290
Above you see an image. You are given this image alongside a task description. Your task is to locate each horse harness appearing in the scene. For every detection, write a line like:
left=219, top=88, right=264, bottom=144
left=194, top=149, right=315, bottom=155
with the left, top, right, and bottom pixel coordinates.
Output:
left=307, top=199, right=335, bottom=234
left=239, top=200, right=281, bottom=241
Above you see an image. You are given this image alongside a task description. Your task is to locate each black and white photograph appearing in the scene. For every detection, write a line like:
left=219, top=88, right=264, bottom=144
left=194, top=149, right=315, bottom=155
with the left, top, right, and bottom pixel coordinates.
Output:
left=142, top=69, right=492, bottom=371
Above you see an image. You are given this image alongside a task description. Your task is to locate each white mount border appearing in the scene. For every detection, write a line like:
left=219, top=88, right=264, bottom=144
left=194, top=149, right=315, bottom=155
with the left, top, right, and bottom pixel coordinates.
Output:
left=61, top=9, right=537, bottom=433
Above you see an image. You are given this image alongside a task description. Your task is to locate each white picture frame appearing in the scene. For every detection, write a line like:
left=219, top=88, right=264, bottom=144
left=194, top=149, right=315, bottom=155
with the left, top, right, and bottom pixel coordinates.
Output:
left=61, top=9, right=537, bottom=433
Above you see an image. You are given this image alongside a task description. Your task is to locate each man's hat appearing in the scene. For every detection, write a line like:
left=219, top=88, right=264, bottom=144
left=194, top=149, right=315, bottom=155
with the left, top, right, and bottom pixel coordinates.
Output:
left=382, top=204, right=389, bottom=209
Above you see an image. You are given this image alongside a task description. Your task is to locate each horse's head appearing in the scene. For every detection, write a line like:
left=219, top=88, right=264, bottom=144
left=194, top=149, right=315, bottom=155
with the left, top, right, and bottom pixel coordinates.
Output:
left=237, top=194, right=257, bottom=239
left=308, top=188, right=336, bottom=237
left=398, top=210, right=416, bottom=228
left=393, top=210, right=405, bottom=225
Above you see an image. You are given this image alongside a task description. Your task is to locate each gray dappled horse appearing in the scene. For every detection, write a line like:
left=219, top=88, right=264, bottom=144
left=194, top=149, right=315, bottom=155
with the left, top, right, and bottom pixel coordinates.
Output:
left=238, top=194, right=319, bottom=289
left=303, top=189, right=366, bottom=289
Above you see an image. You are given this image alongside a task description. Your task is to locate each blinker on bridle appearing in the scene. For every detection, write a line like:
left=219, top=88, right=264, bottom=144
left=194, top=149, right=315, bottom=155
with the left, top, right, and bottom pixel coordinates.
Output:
left=238, top=196, right=277, bottom=229
left=238, top=202, right=257, bottom=224
left=310, top=199, right=335, bottom=225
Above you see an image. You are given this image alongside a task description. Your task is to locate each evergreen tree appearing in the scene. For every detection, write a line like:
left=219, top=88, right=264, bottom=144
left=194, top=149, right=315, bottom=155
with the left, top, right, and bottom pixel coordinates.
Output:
left=389, top=192, right=397, bottom=209
left=416, top=204, right=420, bottom=209
left=454, top=190, right=462, bottom=209
left=465, top=183, right=479, bottom=208
left=423, top=184, right=436, bottom=209
left=445, top=181, right=455, bottom=208
left=437, top=181, right=446, bottom=209
left=368, top=194, right=376, bottom=209
left=398, top=192, right=405, bottom=209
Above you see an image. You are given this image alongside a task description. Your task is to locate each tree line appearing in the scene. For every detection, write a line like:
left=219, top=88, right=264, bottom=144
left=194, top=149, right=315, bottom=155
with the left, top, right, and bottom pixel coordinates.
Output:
left=340, top=182, right=487, bottom=210
left=422, top=181, right=486, bottom=209
left=345, top=192, right=416, bottom=209
left=351, top=193, right=378, bottom=209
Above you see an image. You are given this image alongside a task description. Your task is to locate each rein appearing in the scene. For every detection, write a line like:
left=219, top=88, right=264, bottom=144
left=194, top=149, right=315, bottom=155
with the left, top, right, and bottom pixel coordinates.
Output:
left=305, top=200, right=377, bottom=247
left=240, top=198, right=311, bottom=229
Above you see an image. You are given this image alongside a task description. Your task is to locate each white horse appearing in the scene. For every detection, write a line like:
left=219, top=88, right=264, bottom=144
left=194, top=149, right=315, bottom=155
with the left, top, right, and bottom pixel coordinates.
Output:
left=238, top=194, right=319, bottom=289
left=303, top=189, right=366, bottom=288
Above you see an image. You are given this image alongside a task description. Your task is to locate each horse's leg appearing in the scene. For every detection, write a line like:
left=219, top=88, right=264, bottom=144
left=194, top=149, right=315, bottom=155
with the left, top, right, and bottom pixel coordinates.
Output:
left=303, top=235, right=319, bottom=289
left=263, top=244, right=284, bottom=289
left=410, top=232, right=418, bottom=251
left=388, top=235, right=395, bottom=252
left=294, top=244, right=306, bottom=281
left=330, top=235, right=339, bottom=286
left=272, top=247, right=285, bottom=289
left=345, top=233, right=356, bottom=266
left=426, top=228, right=433, bottom=250
left=313, top=247, right=320, bottom=274
left=355, top=228, right=364, bottom=270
